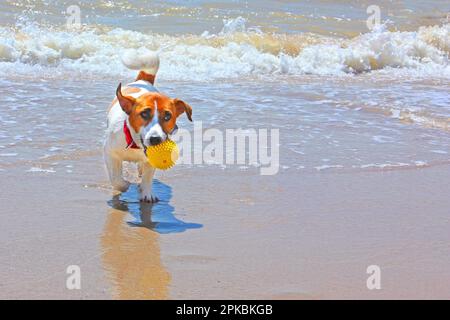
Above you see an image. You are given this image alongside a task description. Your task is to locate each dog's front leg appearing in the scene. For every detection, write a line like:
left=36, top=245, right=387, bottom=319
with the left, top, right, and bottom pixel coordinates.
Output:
left=104, top=153, right=129, bottom=192
left=140, top=162, right=157, bottom=203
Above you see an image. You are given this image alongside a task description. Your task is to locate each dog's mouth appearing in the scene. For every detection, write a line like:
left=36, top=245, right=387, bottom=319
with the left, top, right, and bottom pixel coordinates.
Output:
left=140, top=136, right=148, bottom=155
left=141, top=124, right=178, bottom=150
left=171, top=124, right=179, bottom=136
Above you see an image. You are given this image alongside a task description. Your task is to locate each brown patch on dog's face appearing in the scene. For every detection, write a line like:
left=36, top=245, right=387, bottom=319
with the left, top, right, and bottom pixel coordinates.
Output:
left=151, top=97, right=193, bottom=134
left=129, top=94, right=193, bottom=134
left=116, top=83, right=193, bottom=140
left=109, top=86, right=141, bottom=113
left=124, top=92, right=170, bottom=134
left=173, top=99, right=193, bottom=122
left=127, top=93, right=157, bottom=133
left=116, top=83, right=136, bottom=115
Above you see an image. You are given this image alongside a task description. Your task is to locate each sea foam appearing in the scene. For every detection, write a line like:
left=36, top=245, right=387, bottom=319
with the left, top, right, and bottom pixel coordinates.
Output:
left=0, top=18, right=449, bottom=81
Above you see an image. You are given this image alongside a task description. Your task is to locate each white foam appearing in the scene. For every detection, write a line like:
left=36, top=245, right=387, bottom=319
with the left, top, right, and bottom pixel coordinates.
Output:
left=220, top=16, right=247, bottom=35
left=358, top=161, right=429, bottom=170
left=315, top=164, right=343, bottom=171
left=0, top=19, right=448, bottom=81
left=372, top=135, right=394, bottom=143
left=288, top=23, right=450, bottom=76
left=27, top=167, right=56, bottom=173
left=414, top=161, right=428, bottom=167
left=431, top=150, right=448, bottom=154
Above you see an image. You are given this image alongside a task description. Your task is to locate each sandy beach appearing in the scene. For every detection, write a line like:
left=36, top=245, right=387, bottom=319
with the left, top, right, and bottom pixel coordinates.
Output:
left=1, top=149, right=450, bottom=299
left=0, top=1, right=449, bottom=299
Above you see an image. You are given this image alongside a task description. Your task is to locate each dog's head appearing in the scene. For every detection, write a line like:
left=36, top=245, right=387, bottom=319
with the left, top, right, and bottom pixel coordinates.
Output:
left=116, top=83, right=192, bottom=147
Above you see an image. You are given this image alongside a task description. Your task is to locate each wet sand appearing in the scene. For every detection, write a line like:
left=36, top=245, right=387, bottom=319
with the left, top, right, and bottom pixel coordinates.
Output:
left=0, top=0, right=449, bottom=299
left=1, top=152, right=450, bottom=299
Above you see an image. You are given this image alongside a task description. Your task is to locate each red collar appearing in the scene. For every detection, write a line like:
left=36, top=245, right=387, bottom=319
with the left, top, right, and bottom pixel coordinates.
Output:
left=123, top=120, right=140, bottom=149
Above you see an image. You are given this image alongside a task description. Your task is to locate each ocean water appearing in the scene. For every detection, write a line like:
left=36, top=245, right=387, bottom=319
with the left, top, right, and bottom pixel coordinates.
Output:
left=0, top=0, right=449, bottom=174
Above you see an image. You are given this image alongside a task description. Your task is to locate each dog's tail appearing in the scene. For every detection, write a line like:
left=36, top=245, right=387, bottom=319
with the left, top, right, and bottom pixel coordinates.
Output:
left=121, top=48, right=160, bottom=84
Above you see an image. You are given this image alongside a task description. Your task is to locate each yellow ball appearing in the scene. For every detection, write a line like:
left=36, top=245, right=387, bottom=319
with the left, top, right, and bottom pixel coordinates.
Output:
left=146, top=139, right=179, bottom=170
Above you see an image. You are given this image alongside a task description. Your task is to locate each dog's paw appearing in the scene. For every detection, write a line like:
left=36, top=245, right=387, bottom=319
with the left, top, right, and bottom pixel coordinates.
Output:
left=112, top=179, right=130, bottom=192
left=140, top=194, right=159, bottom=203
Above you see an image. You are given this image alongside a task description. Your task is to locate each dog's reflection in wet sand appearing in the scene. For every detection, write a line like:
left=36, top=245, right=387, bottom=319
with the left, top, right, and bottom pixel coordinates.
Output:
left=101, top=181, right=202, bottom=299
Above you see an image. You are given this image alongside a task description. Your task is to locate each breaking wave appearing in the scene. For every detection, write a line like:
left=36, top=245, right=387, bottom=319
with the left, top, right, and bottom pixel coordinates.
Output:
left=0, top=17, right=449, bottom=81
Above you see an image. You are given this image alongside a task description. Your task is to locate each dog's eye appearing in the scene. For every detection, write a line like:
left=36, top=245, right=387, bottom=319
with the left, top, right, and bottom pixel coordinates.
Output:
left=140, top=109, right=151, bottom=120
left=164, top=111, right=172, bottom=121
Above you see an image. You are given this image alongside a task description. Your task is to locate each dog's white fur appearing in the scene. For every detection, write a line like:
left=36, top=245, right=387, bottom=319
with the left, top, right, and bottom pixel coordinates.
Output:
left=104, top=52, right=160, bottom=202
left=121, top=48, right=160, bottom=75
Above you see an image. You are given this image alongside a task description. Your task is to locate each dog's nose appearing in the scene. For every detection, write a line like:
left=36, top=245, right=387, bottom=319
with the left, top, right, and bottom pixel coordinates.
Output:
left=149, top=136, right=162, bottom=146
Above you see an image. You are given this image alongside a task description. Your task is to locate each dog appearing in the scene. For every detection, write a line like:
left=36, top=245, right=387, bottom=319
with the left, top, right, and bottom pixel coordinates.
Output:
left=104, top=50, right=192, bottom=202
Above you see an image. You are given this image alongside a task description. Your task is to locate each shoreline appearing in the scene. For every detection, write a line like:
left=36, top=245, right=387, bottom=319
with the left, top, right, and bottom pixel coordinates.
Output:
left=1, top=155, right=450, bottom=299
left=0, top=0, right=449, bottom=299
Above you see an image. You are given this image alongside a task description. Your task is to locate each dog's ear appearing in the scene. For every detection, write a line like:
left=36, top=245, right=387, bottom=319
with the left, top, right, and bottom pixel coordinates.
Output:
left=116, top=83, right=136, bottom=115
left=173, top=99, right=192, bottom=122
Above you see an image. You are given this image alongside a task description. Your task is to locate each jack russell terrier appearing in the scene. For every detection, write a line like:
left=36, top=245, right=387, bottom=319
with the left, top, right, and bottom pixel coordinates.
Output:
left=104, top=50, right=192, bottom=202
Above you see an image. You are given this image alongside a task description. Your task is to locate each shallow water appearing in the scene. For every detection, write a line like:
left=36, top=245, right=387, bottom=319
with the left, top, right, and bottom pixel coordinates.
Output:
left=0, top=0, right=448, bottom=35
left=1, top=0, right=450, bottom=299
left=0, top=76, right=449, bottom=175
left=0, top=1, right=449, bottom=165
